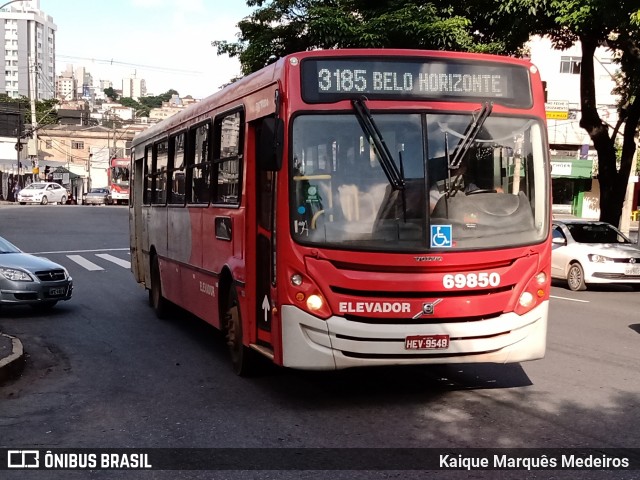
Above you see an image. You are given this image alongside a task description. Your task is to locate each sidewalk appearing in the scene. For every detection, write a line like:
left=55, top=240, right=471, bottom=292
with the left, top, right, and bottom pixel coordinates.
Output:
left=0, top=332, right=24, bottom=384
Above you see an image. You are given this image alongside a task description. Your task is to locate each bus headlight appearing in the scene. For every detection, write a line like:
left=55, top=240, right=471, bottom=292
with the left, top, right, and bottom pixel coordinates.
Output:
left=306, top=294, right=324, bottom=311
left=518, top=291, right=534, bottom=308
left=515, top=269, right=550, bottom=315
left=288, top=269, right=332, bottom=319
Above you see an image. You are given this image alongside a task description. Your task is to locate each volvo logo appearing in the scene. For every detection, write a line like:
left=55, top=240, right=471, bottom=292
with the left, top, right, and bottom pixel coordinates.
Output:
left=414, top=256, right=443, bottom=262
left=412, top=299, right=443, bottom=319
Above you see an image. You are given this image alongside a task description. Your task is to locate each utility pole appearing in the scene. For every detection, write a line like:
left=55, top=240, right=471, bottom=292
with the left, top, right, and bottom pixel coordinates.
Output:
left=15, top=103, right=23, bottom=189
left=28, top=39, right=38, bottom=182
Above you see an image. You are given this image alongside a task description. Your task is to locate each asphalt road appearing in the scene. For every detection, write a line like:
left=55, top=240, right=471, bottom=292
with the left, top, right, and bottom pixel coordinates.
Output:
left=0, top=204, right=639, bottom=480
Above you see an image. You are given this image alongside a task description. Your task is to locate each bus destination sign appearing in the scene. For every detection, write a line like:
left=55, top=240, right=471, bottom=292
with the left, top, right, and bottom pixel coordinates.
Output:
left=301, top=58, right=532, bottom=107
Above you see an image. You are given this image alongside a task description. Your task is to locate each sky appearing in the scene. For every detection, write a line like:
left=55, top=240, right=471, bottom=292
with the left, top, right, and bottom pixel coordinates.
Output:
left=38, top=0, right=255, bottom=99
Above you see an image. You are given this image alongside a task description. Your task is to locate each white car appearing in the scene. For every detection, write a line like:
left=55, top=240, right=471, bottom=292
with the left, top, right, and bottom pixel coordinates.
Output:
left=551, top=219, right=640, bottom=291
left=17, top=182, right=68, bottom=205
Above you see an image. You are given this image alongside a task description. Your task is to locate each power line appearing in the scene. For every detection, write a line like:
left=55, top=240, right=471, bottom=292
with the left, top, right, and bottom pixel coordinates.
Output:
left=57, top=55, right=202, bottom=76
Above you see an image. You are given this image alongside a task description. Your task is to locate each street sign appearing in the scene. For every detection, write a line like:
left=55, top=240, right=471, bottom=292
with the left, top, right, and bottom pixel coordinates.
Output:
left=545, top=100, right=569, bottom=120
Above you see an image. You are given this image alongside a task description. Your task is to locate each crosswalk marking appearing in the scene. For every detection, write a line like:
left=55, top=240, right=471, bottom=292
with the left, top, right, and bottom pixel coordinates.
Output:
left=95, top=253, right=131, bottom=269
left=67, top=254, right=105, bottom=271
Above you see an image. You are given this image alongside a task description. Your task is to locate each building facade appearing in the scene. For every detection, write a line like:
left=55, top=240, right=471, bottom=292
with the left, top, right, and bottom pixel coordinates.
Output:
left=528, top=36, right=635, bottom=220
left=0, top=0, right=56, bottom=100
left=34, top=124, right=137, bottom=197
left=122, top=76, right=146, bottom=100
left=56, top=64, right=76, bottom=101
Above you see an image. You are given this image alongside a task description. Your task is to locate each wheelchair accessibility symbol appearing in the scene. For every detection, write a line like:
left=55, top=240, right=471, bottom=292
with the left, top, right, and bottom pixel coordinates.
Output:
left=430, top=225, right=452, bottom=248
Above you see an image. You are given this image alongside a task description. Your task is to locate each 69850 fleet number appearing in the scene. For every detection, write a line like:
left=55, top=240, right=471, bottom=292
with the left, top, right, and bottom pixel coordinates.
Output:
left=442, top=272, right=501, bottom=289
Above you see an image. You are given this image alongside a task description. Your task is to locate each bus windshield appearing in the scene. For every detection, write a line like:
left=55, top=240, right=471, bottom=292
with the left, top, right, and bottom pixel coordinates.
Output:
left=110, top=166, right=130, bottom=186
left=290, top=112, right=547, bottom=251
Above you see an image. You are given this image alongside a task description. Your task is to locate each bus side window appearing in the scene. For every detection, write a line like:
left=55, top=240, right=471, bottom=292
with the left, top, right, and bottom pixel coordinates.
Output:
left=213, top=111, right=243, bottom=205
left=187, top=122, right=212, bottom=204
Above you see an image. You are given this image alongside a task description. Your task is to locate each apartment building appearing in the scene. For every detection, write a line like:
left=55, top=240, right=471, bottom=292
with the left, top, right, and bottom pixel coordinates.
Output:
left=56, top=64, right=76, bottom=101
left=0, top=0, right=56, bottom=100
left=122, top=76, right=147, bottom=100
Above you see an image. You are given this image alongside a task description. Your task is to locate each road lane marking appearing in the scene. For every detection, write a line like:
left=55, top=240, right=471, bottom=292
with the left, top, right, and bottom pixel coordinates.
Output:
left=550, top=295, right=589, bottom=303
left=66, top=255, right=104, bottom=271
left=95, top=253, right=131, bottom=269
left=30, top=247, right=128, bottom=255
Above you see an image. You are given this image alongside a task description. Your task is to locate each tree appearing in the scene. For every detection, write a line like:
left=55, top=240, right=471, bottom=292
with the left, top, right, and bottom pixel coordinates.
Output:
left=118, top=97, right=149, bottom=117
left=214, top=0, right=640, bottom=226
left=104, top=87, right=118, bottom=101
left=212, top=0, right=528, bottom=76
left=0, top=93, right=59, bottom=128
left=499, top=0, right=640, bottom=226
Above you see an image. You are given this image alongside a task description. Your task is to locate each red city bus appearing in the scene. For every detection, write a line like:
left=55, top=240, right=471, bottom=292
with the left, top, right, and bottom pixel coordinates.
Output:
left=109, top=157, right=130, bottom=204
left=130, top=49, right=551, bottom=375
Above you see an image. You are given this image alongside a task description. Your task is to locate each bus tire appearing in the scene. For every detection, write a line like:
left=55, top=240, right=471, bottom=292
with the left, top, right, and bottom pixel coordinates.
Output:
left=567, top=262, right=587, bottom=291
left=224, top=286, right=256, bottom=376
left=149, top=255, right=170, bottom=319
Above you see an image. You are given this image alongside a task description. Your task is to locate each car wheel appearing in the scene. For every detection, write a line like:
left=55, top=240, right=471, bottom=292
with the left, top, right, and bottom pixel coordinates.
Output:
left=567, top=262, right=587, bottom=291
left=149, top=255, right=170, bottom=319
left=60, top=195, right=67, bottom=205
left=30, top=301, right=58, bottom=312
left=19, top=202, right=25, bottom=205
left=40, top=196, right=48, bottom=205
left=223, top=286, right=257, bottom=376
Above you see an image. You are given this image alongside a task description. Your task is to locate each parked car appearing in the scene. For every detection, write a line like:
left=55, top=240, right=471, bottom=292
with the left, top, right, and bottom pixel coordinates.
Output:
left=0, top=235, right=73, bottom=310
left=551, top=219, right=640, bottom=291
left=17, top=182, right=68, bottom=205
left=82, top=188, right=113, bottom=205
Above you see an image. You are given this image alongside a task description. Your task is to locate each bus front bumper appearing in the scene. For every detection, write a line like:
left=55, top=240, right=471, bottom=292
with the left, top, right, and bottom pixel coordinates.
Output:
left=280, top=301, right=548, bottom=370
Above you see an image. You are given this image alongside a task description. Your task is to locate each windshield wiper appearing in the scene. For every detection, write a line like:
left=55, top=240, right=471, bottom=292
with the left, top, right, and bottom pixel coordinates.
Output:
left=351, top=98, right=405, bottom=191
left=448, top=102, right=493, bottom=171
left=445, top=102, right=493, bottom=196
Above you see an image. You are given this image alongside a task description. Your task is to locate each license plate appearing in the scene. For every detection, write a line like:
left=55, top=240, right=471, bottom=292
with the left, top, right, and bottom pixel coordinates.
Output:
left=405, top=334, right=450, bottom=350
left=49, top=287, right=66, bottom=296
left=625, top=266, right=640, bottom=276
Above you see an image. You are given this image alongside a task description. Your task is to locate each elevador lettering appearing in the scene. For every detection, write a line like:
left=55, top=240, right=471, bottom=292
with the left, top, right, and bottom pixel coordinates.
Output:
left=338, top=302, right=411, bottom=313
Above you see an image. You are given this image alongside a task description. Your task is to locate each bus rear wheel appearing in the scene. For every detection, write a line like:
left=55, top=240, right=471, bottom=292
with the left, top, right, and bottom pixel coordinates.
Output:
left=224, top=287, right=256, bottom=376
left=149, top=255, right=170, bottom=319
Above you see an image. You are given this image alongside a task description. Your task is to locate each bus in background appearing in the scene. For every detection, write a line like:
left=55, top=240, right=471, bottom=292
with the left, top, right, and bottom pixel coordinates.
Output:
left=129, top=49, right=551, bottom=375
left=109, top=157, right=130, bottom=204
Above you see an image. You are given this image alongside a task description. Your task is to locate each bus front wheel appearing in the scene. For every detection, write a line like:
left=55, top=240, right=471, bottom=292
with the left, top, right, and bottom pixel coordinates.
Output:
left=224, top=287, right=256, bottom=376
left=149, top=255, right=170, bottom=319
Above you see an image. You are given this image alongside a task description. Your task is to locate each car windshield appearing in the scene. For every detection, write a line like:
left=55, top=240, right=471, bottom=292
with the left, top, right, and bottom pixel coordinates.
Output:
left=25, top=183, right=46, bottom=190
left=290, top=112, right=548, bottom=251
left=566, top=223, right=632, bottom=244
left=0, top=237, right=21, bottom=254
left=90, top=189, right=107, bottom=193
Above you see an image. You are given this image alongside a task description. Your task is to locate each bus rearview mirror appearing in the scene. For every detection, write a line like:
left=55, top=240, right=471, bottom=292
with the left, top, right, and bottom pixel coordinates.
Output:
left=259, top=117, right=284, bottom=171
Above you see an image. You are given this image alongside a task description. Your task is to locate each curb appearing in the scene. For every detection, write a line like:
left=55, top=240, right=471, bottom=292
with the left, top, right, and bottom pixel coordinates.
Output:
left=0, top=333, right=25, bottom=384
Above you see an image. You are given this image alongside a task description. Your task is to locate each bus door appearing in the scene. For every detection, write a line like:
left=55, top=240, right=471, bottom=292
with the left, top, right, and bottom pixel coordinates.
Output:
left=131, top=155, right=146, bottom=283
left=255, top=132, right=276, bottom=343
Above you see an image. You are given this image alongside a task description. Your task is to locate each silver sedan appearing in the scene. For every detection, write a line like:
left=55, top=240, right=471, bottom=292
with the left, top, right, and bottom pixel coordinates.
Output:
left=0, top=236, right=73, bottom=310
left=82, top=188, right=113, bottom=205
left=551, top=219, right=640, bottom=291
